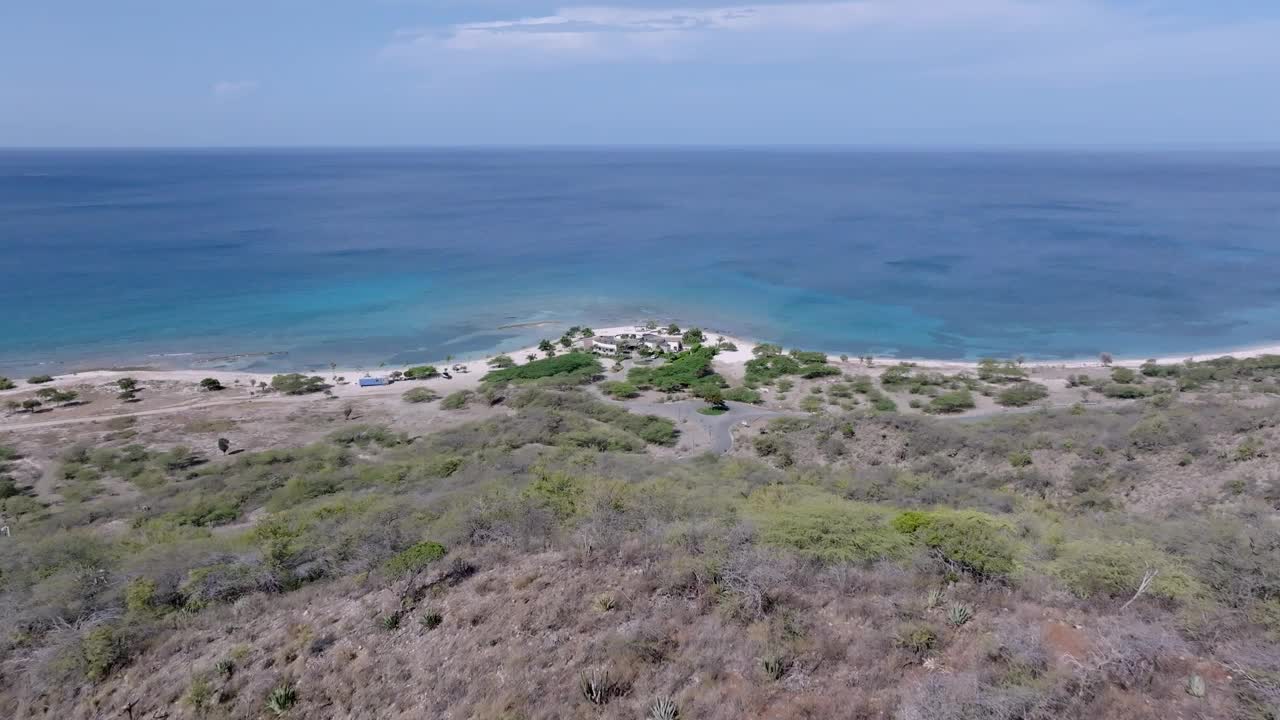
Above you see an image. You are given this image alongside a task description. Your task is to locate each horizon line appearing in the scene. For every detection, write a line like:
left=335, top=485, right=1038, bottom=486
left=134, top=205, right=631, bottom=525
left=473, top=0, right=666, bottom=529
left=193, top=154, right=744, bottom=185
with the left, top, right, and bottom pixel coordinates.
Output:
left=3, top=142, right=1280, bottom=154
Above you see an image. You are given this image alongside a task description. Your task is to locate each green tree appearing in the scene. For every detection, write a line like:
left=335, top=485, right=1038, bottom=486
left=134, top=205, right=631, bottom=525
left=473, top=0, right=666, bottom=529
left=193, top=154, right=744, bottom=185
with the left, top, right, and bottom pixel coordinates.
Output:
left=21, top=399, right=42, bottom=413
left=682, top=327, right=706, bottom=345
left=199, top=377, right=224, bottom=391
left=403, top=365, right=439, bottom=379
left=270, top=374, right=327, bottom=395
left=116, top=377, right=138, bottom=392
left=37, top=387, right=78, bottom=406
left=694, top=384, right=727, bottom=410
left=666, top=323, right=681, bottom=335
left=538, top=339, right=554, bottom=353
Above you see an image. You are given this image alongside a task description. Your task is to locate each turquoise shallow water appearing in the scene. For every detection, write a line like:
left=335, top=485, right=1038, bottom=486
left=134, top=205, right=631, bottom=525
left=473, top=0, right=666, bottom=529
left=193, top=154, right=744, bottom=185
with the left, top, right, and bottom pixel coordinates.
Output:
left=2, top=149, right=1279, bottom=375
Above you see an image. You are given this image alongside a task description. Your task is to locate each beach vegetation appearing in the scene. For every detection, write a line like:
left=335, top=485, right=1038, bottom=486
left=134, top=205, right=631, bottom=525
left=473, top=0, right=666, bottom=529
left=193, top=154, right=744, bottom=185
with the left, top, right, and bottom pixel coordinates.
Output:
left=1111, top=367, right=1138, bottom=384
left=976, top=358, right=1027, bottom=383
left=270, top=374, right=327, bottom=395
left=27, top=375, right=54, bottom=384
left=666, top=323, right=680, bottom=334
left=199, top=377, right=224, bottom=391
left=926, top=389, right=975, bottom=414
left=681, top=327, right=705, bottom=345
left=37, top=387, right=79, bottom=406
left=441, top=390, right=473, bottom=410
left=402, top=387, right=439, bottom=404
left=0, top=377, right=14, bottom=390
left=600, top=381, right=639, bottom=399
left=723, top=386, right=761, bottom=404
left=628, top=346, right=720, bottom=392
left=403, top=365, right=439, bottom=379
left=483, top=351, right=601, bottom=387
left=996, top=382, right=1049, bottom=407
left=487, top=355, right=516, bottom=369
left=1100, top=383, right=1151, bottom=399
left=116, top=377, right=138, bottom=391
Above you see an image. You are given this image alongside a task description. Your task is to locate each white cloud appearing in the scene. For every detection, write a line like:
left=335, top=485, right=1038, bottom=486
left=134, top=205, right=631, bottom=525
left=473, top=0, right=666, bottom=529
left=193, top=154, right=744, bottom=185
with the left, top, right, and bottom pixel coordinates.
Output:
left=381, top=0, right=1280, bottom=78
left=212, top=80, right=259, bottom=102
left=383, top=0, right=1089, bottom=63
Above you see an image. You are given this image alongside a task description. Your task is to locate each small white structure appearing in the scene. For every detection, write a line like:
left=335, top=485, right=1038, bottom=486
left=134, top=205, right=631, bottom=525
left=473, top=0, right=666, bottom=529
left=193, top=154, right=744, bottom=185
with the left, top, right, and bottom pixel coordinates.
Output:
left=585, top=336, right=620, bottom=354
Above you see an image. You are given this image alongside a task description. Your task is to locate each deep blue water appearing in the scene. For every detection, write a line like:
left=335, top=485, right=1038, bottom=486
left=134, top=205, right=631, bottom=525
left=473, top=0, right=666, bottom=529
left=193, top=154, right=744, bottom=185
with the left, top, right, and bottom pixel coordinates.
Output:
left=2, top=149, right=1279, bottom=375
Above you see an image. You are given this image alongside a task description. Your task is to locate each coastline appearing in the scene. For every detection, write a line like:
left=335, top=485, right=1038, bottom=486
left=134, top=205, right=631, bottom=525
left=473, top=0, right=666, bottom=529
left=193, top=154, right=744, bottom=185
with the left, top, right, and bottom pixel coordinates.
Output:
left=3, top=321, right=1280, bottom=395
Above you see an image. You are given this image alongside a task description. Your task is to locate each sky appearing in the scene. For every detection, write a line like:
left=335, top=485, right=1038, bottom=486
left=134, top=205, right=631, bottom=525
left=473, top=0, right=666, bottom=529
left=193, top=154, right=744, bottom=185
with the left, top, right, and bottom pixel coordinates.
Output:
left=2, top=0, right=1279, bottom=147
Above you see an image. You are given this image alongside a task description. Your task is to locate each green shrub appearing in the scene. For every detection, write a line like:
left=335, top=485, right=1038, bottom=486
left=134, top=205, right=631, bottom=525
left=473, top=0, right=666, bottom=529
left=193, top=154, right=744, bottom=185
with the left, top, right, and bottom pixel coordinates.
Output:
left=186, top=675, right=214, bottom=710
left=27, top=374, right=54, bottom=384
left=401, top=387, right=439, bottom=403
left=871, top=393, right=898, bottom=412
left=270, top=373, right=327, bottom=395
left=524, top=471, right=583, bottom=520
left=629, top=347, right=720, bottom=391
left=976, top=359, right=1026, bottom=384
left=385, top=541, right=447, bottom=577
left=488, top=355, right=516, bottom=369
left=926, top=390, right=975, bottom=415
left=483, top=352, right=602, bottom=386
left=0, top=377, right=14, bottom=390
left=403, top=365, right=439, bottom=379
left=893, top=509, right=1020, bottom=579
left=327, top=424, right=405, bottom=447
left=1050, top=539, right=1201, bottom=602
left=441, top=390, right=473, bottom=410
left=1008, top=451, right=1033, bottom=468
left=420, top=611, right=444, bottom=630
left=1111, top=367, right=1138, bottom=384
left=996, top=382, right=1049, bottom=407
left=124, top=577, right=157, bottom=613
left=748, top=488, right=913, bottom=564
left=1101, top=383, right=1151, bottom=399
left=82, top=626, right=130, bottom=681
left=895, top=622, right=939, bottom=656
left=600, top=381, right=640, bottom=399
left=723, top=386, right=762, bottom=404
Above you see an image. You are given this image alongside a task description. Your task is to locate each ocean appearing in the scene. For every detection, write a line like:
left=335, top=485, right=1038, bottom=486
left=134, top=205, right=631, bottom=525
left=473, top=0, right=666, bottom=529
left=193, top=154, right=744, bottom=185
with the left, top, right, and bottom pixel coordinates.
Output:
left=2, top=148, right=1279, bottom=376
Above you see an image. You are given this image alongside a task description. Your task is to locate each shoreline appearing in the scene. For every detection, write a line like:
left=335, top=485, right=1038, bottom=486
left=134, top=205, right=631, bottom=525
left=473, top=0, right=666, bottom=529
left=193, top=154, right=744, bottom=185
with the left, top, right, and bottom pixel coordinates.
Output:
left=3, top=322, right=1280, bottom=395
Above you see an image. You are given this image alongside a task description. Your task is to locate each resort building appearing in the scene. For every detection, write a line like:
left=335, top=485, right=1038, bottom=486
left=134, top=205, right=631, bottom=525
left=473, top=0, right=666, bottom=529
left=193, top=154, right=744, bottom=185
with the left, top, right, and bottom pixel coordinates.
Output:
left=582, top=333, right=684, bottom=355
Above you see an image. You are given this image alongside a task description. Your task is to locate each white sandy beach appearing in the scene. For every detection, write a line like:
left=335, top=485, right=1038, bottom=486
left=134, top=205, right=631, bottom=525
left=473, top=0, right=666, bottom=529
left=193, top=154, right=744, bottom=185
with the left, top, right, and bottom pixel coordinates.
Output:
left=4, top=322, right=1280, bottom=398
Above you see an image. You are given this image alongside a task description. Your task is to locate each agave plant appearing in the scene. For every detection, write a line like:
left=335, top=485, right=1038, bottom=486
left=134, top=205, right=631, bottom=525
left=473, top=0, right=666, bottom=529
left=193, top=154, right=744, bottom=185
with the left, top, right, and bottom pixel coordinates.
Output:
left=580, top=668, right=614, bottom=705
left=947, top=604, right=974, bottom=627
left=925, top=588, right=945, bottom=609
left=649, top=696, right=680, bottom=720
left=265, top=684, right=297, bottom=716
left=761, top=654, right=790, bottom=681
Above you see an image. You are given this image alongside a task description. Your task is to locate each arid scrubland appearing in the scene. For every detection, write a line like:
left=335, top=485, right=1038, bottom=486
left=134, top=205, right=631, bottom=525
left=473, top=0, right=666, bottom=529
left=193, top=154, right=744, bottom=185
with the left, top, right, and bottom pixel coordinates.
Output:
left=1, top=347, right=1279, bottom=719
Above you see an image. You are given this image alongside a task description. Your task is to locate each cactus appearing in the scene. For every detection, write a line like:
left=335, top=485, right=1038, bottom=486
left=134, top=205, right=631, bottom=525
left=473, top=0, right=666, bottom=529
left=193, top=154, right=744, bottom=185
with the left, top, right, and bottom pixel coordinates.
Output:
left=649, top=696, right=680, bottom=720
left=947, top=604, right=974, bottom=627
